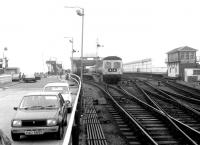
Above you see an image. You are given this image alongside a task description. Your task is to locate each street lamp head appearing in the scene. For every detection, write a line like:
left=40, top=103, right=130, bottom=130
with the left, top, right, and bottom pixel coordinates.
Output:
left=69, top=39, right=73, bottom=43
left=4, top=47, right=8, bottom=51
left=76, top=9, right=84, bottom=16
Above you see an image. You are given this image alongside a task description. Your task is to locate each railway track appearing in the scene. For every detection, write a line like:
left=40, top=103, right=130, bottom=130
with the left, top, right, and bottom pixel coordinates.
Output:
left=106, top=85, right=198, bottom=145
left=87, top=81, right=156, bottom=145
left=86, top=79, right=200, bottom=144
left=159, top=87, right=200, bottom=112
left=122, top=78, right=200, bottom=112
left=124, top=79, right=200, bottom=144
left=161, top=81, right=200, bottom=100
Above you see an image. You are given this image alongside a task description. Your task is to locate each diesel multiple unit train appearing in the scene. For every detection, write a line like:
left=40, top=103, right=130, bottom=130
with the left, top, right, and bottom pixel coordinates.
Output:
left=73, top=56, right=123, bottom=83
left=101, top=56, right=123, bottom=83
left=87, top=56, right=123, bottom=83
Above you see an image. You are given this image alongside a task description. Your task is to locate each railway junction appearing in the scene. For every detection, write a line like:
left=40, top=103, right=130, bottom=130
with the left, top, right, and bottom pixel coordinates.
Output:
left=79, top=73, right=200, bottom=145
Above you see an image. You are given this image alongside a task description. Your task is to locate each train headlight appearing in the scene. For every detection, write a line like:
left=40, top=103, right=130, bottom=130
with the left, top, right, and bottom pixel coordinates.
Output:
left=47, top=119, right=57, bottom=126
left=12, top=120, right=22, bottom=127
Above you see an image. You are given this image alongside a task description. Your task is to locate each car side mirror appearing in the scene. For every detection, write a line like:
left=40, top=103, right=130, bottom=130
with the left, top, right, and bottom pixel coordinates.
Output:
left=13, top=107, right=18, bottom=110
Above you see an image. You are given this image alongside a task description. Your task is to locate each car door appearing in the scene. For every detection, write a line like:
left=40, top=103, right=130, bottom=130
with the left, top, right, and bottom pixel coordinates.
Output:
left=58, top=94, right=67, bottom=121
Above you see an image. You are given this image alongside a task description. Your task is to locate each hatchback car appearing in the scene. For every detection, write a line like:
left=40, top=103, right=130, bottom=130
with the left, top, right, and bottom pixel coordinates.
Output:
left=43, top=83, right=73, bottom=113
left=34, top=73, right=41, bottom=80
left=22, top=73, right=36, bottom=82
left=11, top=92, right=68, bottom=141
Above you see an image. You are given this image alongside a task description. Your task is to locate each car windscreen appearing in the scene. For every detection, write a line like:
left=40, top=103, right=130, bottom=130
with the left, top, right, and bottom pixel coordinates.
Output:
left=44, top=86, right=69, bottom=94
left=19, top=95, right=59, bottom=109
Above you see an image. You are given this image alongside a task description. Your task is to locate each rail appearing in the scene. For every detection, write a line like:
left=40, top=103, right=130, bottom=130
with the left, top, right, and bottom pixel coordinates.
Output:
left=63, top=73, right=82, bottom=145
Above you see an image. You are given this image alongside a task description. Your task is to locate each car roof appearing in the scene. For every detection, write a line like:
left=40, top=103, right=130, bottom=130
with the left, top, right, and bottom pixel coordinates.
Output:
left=24, top=92, right=60, bottom=96
left=44, top=82, right=70, bottom=87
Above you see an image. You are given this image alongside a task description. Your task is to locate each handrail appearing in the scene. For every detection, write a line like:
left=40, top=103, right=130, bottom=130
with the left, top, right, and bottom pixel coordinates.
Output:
left=62, top=73, right=81, bottom=145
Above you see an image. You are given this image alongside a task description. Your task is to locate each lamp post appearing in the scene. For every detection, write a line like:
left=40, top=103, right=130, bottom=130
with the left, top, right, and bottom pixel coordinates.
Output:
left=65, top=6, right=84, bottom=83
left=64, top=7, right=84, bottom=145
left=64, top=37, right=74, bottom=72
left=3, top=47, right=8, bottom=71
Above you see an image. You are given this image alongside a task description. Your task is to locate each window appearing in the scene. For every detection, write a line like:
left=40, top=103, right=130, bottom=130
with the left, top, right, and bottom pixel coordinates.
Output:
left=104, top=62, right=111, bottom=69
left=44, top=86, right=69, bottom=93
left=114, top=62, right=121, bottom=69
left=180, top=52, right=184, bottom=59
left=20, top=95, right=59, bottom=108
left=186, top=52, right=189, bottom=59
left=190, top=52, right=195, bottom=59
left=193, top=70, right=200, bottom=75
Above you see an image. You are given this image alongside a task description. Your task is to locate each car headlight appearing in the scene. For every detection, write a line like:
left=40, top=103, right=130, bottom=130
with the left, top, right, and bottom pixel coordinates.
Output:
left=47, top=119, right=57, bottom=126
left=12, top=120, right=22, bottom=127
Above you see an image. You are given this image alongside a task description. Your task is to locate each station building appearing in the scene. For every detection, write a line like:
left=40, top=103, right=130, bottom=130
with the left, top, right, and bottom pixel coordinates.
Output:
left=166, top=46, right=200, bottom=81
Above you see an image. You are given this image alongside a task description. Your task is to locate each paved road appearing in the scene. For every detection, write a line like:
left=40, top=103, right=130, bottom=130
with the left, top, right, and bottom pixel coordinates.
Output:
left=0, top=76, right=78, bottom=145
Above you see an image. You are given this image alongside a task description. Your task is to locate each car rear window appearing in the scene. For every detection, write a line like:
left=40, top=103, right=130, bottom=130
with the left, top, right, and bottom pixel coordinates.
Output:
left=44, top=86, right=69, bottom=93
left=19, top=95, right=59, bottom=109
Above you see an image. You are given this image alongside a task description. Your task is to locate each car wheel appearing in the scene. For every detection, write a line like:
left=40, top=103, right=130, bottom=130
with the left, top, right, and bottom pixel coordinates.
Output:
left=11, top=132, right=20, bottom=141
left=56, top=125, right=64, bottom=140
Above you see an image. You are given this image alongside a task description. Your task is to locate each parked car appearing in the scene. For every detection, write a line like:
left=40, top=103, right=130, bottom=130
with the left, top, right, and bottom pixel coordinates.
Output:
left=0, top=129, right=12, bottom=145
left=12, top=73, right=21, bottom=81
left=43, top=82, right=73, bottom=113
left=11, top=92, right=68, bottom=141
left=22, top=73, right=36, bottom=82
left=34, top=73, right=41, bottom=80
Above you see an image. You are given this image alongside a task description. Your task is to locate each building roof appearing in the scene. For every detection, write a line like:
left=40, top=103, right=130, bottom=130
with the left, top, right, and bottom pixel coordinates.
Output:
left=123, top=58, right=152, bottom=65
left=167, top=46, right=197, bottom=54
left=103, top=56, right=122, bottom=60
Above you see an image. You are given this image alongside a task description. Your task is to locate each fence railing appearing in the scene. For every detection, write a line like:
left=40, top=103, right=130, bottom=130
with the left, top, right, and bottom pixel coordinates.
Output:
left=62, top=73, right=82, bottom=145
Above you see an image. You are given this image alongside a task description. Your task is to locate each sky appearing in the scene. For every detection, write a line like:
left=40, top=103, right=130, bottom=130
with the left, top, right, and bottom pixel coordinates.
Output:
left=0, top=0, right=200, bottom=73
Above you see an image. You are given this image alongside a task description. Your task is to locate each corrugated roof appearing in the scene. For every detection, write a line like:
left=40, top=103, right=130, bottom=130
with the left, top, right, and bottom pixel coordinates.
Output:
left=167, top=46, right=197, bottom=54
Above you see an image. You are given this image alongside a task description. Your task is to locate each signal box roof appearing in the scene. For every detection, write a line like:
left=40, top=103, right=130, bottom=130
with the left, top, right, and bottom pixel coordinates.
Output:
left=167, top=46, right=197, bottom=54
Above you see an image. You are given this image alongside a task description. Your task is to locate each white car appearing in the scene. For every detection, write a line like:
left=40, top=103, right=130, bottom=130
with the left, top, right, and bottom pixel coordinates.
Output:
left=12, top=73, right=21, bottom=81
left=43, top=83, right=72, bottom=113
left=22, top=73, right=36, bottom=82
